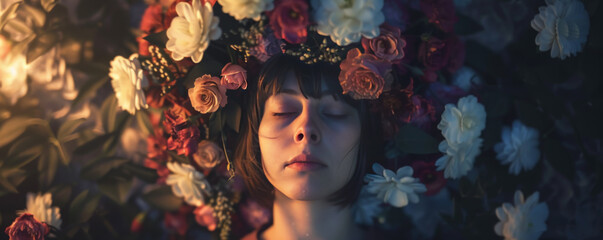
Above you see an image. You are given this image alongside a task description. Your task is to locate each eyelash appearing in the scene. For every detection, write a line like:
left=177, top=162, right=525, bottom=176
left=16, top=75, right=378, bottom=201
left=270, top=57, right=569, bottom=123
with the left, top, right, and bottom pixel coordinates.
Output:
left=272, top=112, right=347, bottom=119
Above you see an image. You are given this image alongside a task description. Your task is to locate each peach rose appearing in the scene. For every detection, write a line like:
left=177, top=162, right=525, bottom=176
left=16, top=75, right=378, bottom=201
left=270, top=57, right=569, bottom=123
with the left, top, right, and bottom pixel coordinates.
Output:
left=192, top=140, right=225, bottom=169
left=361, top=24, right=406, bottom=62
left=220, top=63, right=247, bottom=90
left=188, top=75, right=227, bottom=114
left=338, top=48, right=391, bottom=100
left=194, top=205, right=217, bottom=231
left=5, top=213, right=49, bottom=240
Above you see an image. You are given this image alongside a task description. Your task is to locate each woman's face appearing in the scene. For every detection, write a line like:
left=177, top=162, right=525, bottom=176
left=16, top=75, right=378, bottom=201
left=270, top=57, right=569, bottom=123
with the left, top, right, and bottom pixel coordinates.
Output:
left=258, top=72, right=361, bottom=201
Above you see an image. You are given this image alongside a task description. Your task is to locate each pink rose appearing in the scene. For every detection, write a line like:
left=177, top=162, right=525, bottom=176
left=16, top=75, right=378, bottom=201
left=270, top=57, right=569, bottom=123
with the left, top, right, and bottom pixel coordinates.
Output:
left=240, top=199, right=271, bottom=229
left=194, top=205, right=218, bottom=231
left=5, top=213, right=49, bottom=240
left=420, top=0, right=458, bottom=33
left=339, top=48, right=391, bottom=100
left=188, top=74, right=227, bottom=114
left=361, top=24, right=406, bottom=62
left=268, top=0, right=309, bottom=44
left=418, top=36, right=450, bottom=71
left=192, top=140, right=225, bottom=169
left=220, top=63, right=248, bottom=90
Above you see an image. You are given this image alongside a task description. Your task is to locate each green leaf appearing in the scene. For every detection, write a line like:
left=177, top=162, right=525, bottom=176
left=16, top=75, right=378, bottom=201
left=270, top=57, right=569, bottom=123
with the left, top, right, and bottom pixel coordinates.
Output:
left=72, top=76, right=109, bottom=107
left=0, top=1, right=21, bottom=30
left=27, top=32, right=60, bottom=63
left=76, top=0, right=105, bottom=20
left=41, top=0, right=57, bottom=12
left=135, top=110, right=153, bottom=136
left=58, top=118, right=86, bottom=142
left=0, top=173, right=18, bottom=193
left=69, top=190, right=101, bottom=225
left=38, top=146, right=59, bottom=188
left=223, top=101, right=241, bottom=133
left=0, top=117, right=48, bottom=147
left=123, top=162, right=158, bottom=183
left=80, top=157, right=130, bottom=181
left=142, top=186, right=183, bottom=211
left=101, top=94, right=119, bottom=133
left=48, top=184, right=72, bottom=208
left=49, top=137, right=70, bottom=165
left=542, top=138, right=575, bottom=181
left=73, top=133, right=113, bottom=155
left=395, top=124, right=440, bottom=154
left=98, top=176, right=133, bottom=204
left=143, top=30, right=168, bottom=49
left=4, top=137, right=44, bottom=169
left=454, top=13, right=484, bottom=35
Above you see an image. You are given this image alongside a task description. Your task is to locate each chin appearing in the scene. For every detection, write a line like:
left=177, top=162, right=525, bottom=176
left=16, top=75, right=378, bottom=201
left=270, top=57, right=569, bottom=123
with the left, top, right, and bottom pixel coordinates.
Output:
left=276, top=181, right=335, bottom=201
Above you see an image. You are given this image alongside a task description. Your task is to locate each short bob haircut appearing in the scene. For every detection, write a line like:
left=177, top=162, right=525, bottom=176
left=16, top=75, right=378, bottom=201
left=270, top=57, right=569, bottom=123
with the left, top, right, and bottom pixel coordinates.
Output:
left=235, top=53, right=383, bottom=207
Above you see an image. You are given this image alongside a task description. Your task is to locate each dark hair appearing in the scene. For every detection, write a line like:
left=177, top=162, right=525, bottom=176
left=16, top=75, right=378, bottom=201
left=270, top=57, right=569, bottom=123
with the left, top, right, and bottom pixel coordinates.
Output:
left=235, top=54, right=383, bottom=207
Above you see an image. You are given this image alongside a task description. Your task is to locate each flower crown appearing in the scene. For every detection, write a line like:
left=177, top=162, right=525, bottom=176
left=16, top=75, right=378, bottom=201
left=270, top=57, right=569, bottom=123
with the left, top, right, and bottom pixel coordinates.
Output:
left=111, top=0, right=471, bottom=238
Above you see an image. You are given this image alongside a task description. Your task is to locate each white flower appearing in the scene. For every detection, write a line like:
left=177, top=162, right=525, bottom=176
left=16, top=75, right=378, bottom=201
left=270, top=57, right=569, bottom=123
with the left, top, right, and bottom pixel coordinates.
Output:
left=311, top=0, right=385, bottom=46
left=217, top=0, right=274, bottom=21
left=437, top=95, right=486, bottom=143
left=531, top=0, right=589, bottom=60
left=353, top=187, right=382, bottom=225
left=494, top=120, right=541, bottom=175
left=0, top=53, right=27, bottom=105
left=452, top=67, right=482, bottom=92
left=166, top=0, right=222, bottom=63
left=364, top=163, right=427, bottom=207
left=166, top=162, right=211, bottom=206
left=23, top=193, right=62, bottom=229
left=436, top=137, right=483, bottom=179
left=109, top=54, right=148, bottom=115
left=495, top=190, right=549, bottom=240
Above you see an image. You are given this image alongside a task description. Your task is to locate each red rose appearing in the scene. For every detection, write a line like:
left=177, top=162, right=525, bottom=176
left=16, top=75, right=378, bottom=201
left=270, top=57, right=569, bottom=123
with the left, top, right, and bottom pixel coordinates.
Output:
left=5, top=213, right=49, bottom=240
left=164, top=206, right=192, bottom=236
left=167, top=125, right=200, bottom=156
left=193, top=205, right=218, bottom=231
left=220, top=63, right=248, bottom=90
left=420, top=0, right=458, bottom=33
left=411, top=160, right=446, bottom=196
left=339, top=48, right=391, bottom=100
left=268, top=0, right=309, bottom=44
left=361, top=24, right=406, bottom=62
left=418, top=36, right=450, bottom=71
left=138, top=4, right=165, bottom=56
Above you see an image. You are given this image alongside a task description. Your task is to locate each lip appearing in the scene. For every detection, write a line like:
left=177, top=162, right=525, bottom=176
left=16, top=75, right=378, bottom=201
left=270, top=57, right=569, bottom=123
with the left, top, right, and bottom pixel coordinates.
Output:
left=285, top=154, right=327, bottom=171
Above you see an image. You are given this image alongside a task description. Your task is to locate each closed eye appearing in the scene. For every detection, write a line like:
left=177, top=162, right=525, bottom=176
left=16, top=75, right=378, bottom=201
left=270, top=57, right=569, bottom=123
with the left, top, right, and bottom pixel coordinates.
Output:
left=324, top=113, right=347, bottom=119
left=272, top=112, right=297, bottom=118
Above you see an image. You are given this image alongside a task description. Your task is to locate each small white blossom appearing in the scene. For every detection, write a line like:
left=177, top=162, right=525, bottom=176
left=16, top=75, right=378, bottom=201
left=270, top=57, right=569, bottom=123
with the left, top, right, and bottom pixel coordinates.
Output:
left=217, top=0, right=274, bottom=21
left=166, top=162, right=211, bottom=207
left=494, top=120, right=541, bottom=175
left=311, top=0, right=385, bottom=46
left=364, top=163, right=427, bottom=207
left=22, top=193, right=62, bottom=229
left=0, top=53, right=28, bottom=105
left=436, top=137, right=483, bottom=179
left=109, top=54, right=148, bottom=115
left=452, top=67, right=482, bottom=92
left=166, top=0, right=222, bottom=63
left=437, top=95, right=486, bottom=143
left=531, top=0, right=589, bottom=60
left=495, top=190, right=549, bottom=240
left=353, top=187, right=382, bottom=225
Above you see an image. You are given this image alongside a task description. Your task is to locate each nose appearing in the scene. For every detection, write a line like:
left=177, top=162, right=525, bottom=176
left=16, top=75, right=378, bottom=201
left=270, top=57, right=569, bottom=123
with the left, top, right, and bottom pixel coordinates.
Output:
left=294, top=110, right=321, bottom=144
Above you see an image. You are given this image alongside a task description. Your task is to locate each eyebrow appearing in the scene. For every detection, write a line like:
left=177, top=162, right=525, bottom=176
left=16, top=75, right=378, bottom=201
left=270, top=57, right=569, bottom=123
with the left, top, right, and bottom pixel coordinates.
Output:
left=278, top=88, right=339, bottom=97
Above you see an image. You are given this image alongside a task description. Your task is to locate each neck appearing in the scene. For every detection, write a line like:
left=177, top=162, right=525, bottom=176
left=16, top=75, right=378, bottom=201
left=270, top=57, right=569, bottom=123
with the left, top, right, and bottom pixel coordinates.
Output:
left=262, top=191, right=363, bottom=240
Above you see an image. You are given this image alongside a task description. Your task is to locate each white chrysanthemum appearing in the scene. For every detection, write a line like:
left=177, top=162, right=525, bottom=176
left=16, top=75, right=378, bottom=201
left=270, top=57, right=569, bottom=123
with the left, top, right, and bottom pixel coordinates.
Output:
left=495, top=191, right=549, bottom=240
left=452, top=67, right=482, bottom=92
left=166, top=162, right=211, bottom=207
left=23, top=193, right=62, bottom=229
left=436, top=137, right=483, bottom=179
left=437, top=95, right=486, bottom=143
left=364, top=163, right=427, bottom=208
left=0, top=53, right=27, bottom=105
left=353, top=187, right=382, bottom=225
left=531, top=0, right=589, bottom=60
left=166, top=0, right=222, bottom=63
left=109, top=54, right=148, bottom=115
left=217, top=0, right=274, bottom=21
left=311, top=0, right=385, bottom=46
left=494, top=120, right=541, bottom=175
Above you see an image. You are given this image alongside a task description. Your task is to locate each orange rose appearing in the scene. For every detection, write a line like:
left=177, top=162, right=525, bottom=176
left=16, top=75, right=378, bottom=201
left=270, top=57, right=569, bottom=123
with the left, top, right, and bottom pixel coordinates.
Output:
left=338, top=48, right=391, bottom=100
left=188, top=75, right=227, bottom=114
